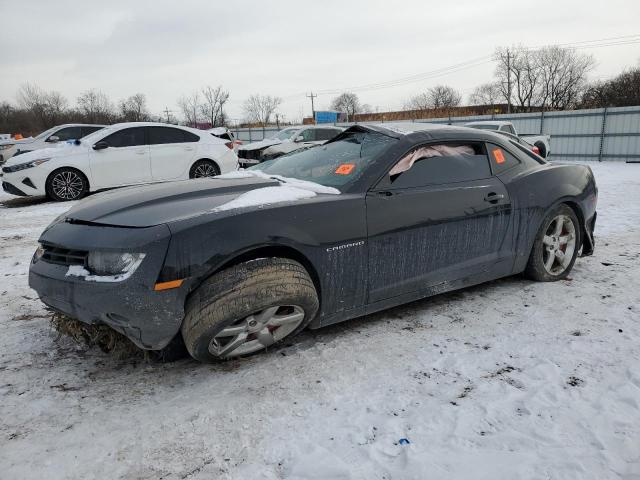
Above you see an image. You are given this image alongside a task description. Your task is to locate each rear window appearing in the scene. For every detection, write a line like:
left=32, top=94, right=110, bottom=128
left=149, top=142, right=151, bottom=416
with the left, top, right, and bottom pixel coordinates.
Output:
left=488, top=144, right=521, bottom=174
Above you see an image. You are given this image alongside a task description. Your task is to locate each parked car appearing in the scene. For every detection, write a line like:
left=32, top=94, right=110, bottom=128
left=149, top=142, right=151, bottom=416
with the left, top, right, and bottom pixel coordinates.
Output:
left=28, top=123, right=597, bottom=362
left=208, top=126, right=242, bottom=152
left=237, top=125, right=343, bottom=168
left=465, top=121, right=551, bottom=158
left=1, top=122, right=238, bottom=201
left=0, top=124, right=106, bottom=166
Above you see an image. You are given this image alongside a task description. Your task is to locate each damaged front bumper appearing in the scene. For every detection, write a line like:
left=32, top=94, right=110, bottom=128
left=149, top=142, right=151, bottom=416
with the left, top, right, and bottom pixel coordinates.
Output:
left=28, top=220, right=188, bottom=350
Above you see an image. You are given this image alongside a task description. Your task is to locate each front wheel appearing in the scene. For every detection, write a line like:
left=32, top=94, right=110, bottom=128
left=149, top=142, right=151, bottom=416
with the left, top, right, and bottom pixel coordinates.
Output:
left=181, top=258, right=319, bottom=362
left=189, top=160, right=219, bottom=179
left=45, top=168, right=89, bottom=202
left=525, top=204, right=581, bottom=281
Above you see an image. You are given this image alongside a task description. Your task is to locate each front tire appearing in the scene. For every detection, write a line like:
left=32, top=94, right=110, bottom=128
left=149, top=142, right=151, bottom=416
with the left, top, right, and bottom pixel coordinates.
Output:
left=525, top=204, right=581, bottom=281
left=45, top=168, right=89, bottom=202
left=181, top=258, right=319, bottom=362
left=189, top=159, right=220, bottom=179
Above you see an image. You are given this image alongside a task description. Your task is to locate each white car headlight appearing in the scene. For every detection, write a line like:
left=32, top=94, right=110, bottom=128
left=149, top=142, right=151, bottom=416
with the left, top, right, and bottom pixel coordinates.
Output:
left=87, top=252, right=146, bottom=277
left=4, top=158, right=50, bottom=173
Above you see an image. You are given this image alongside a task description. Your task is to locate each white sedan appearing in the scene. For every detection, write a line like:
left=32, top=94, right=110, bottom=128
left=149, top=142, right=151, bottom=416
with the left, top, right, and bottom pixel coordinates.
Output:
left=1, top=122, right=239, bottom=201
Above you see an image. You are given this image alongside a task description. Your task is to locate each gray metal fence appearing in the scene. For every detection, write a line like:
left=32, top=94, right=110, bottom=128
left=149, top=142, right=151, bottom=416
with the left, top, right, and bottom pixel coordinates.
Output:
left=232, top=105, right=640, bottom=162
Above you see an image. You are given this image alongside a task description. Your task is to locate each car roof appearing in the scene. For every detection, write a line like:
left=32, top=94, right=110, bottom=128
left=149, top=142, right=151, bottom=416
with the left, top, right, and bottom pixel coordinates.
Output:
left=465, top=120, right=511, bottom=127
left=341, top=122, right=511, bottom=144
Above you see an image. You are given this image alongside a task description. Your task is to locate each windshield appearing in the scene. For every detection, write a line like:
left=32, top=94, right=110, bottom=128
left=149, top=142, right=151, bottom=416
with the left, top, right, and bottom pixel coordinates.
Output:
left=468, top=124, right=499, bottom=131
left=80, top=126, right=115, bottom=144
left=33, top=126, right=60, bottom=140
left=270, top=128, right=300, bottom=140
left=249, top=130, right=397, bottom=189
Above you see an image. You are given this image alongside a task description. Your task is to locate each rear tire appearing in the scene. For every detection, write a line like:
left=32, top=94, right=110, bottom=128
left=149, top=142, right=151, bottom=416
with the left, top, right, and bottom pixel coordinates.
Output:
left=181, top=258, right=319, bottom=362
left=189, top=159, right=220, bottom=179
left=525, top=204, right=581, bottom=281
left=45, top=168, right=89, bottom=202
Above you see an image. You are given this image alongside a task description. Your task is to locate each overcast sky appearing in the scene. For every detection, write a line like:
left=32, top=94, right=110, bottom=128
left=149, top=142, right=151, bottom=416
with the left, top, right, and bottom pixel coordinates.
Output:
left=1, top=0, right=639, bottom=123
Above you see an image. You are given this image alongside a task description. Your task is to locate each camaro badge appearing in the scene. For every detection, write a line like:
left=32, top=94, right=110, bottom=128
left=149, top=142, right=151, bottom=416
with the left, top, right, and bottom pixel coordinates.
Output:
left=326, top=240, right=365, bottom=252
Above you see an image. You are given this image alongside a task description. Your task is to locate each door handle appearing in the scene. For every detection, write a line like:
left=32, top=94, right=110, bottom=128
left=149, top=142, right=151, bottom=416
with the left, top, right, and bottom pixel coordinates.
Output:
left=134, top=150, right=146, bottom=155
left=376, top=191, right=394, bottom=197
left=184, top=147, right=195, bottom=151
left=484, top=192, right=505, bottom=203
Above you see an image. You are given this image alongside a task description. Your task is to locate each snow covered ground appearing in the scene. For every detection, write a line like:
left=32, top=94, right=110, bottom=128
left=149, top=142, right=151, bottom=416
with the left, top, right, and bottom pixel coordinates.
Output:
left=1, top=162, right=639, bottom=480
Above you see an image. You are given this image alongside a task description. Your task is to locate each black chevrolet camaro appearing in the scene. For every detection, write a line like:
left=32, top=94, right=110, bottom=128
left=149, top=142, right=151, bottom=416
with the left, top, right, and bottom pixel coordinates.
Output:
left=29, top=123, right=598, bottom=362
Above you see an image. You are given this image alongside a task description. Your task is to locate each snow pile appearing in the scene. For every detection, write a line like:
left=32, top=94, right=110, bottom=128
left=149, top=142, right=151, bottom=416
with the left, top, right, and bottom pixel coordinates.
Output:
left=213, top=186, right=317, bottom=212
left=215, top=170, right=340, bottom=212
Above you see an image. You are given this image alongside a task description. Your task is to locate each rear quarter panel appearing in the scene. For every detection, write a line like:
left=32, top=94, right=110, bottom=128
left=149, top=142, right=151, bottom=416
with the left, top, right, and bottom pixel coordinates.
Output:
left=499, top=162, right=596, bottom=273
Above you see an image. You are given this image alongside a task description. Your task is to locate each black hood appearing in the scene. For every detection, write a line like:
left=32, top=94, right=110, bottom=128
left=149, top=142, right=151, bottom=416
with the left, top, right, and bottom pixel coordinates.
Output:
left=63, top=177, right=280, bottom=227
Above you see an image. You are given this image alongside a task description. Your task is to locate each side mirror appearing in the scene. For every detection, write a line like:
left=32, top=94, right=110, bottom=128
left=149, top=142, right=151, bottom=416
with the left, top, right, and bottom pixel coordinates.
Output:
left=47, top=135, right=60, bottom=143
left=93, top=141, right=109, bottom=150
left=295, top=135, right=305, bottom=142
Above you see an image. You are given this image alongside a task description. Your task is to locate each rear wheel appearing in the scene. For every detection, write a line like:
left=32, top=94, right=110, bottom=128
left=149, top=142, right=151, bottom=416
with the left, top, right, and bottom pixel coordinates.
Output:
left=525, top=204, right=581, bottom=281
left=45, top=168, right=89, bottom=202
left=181, top=258, right=319, bottom=362
left=189, top=159, right=219, bottom=179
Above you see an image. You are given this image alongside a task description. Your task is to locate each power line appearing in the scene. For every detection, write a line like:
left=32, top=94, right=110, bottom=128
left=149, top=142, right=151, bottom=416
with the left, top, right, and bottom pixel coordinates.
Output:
left=278, top=34, right=640, bottom=103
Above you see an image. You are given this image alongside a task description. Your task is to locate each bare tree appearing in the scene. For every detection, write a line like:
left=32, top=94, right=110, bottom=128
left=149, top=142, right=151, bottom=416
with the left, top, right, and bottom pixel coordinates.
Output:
left=330, top=92, right=361, bottom=119
left=495, top=47, right=541, bottom=111
left=119, top=93, right=149, bottom=122
left=243, top=94, right=282, bottom=126
left=468, top=82, right=501, bottom=106
left=581, top=67, right=640, bottom=108
left=405, top=85, right=461, bottom=110
left=178, top=92, right=201, bottom=126
left=200, top=85, right=229, bottom=127
left=16, top=83, right=69, bottom=127
left=537, top=46, right=595, bottom=110
left=77, top=89, right=113, bottom=123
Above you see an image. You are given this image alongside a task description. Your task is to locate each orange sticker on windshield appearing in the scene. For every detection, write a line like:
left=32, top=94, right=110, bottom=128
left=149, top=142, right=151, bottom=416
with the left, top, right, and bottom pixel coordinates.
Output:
left=335, top=163, right=355, bottom=175
left=492, top=148, right=505, bottom=164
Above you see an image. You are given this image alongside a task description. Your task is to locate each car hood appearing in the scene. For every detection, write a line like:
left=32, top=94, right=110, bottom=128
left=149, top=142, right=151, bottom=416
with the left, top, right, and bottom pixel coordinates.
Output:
left=4, top=142, right=87, bottom=165
left=61, top=172, right=341, bottom=228
left=238, top=138, right=287, bottom=151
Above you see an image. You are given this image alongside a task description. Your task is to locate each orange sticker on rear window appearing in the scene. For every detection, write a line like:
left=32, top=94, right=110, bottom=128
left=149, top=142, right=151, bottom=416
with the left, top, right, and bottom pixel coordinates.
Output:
left=335, top=163, right=355, bottom=175
left=492, top=148, right=505, bottom=164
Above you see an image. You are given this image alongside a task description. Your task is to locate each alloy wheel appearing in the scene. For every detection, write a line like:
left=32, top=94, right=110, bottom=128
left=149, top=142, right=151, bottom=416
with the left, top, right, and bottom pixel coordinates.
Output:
left=542, top=214, right=577, bottom=275
left=209, top=305, right=305, bottom=357
left=51, top=171, right=84, bottom=200
left=193, top=163, right=217, bottom=178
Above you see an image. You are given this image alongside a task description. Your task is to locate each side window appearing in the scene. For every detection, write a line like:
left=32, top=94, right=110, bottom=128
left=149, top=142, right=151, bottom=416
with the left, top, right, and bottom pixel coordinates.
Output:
left=501, top=124, right=515, bottom=135
left=48, top=127, right=81, bottom=142
left=183, top=130, right=200, bottom=142
left=149, top=127, right=184, bottom=145
left=299, top=129, right=316, bottom=142
left=81, top=126, right=103, bottom=138
left=387, top=143, right=491, bottom=189
left=315, top=128, right=340, bottom=141
left=102, top=127, right=146, bottom=148
left=488, top=144, right=521, bottom=174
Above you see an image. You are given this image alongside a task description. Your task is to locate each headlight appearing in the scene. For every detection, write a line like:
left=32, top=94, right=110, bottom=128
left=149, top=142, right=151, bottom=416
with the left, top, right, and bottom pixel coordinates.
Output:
left=0, top=144, right=14, bottom=150
left=87, top=252, right=146, bottom=278
left=3, top=158, right=50, bottom=173
left=33, top=244, right=45, bottom=263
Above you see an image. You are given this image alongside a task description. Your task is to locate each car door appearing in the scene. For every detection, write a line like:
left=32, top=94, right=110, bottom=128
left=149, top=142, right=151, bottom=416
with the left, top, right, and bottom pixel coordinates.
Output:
left=88, top=127, right=151, bottom=189
left=366, top=141, right=513, bottom=303
left=148, top=126, right=199, bottom=181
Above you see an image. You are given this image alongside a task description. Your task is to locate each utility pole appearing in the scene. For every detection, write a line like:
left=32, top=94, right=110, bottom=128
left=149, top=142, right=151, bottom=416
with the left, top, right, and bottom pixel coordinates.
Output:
left=506, top=50, right=512, bottom=114
left=163, top=107, right=173, bottom=123
left=307, top=92, right=317, bottom=124
left=275, top=113, right=280, bottom=129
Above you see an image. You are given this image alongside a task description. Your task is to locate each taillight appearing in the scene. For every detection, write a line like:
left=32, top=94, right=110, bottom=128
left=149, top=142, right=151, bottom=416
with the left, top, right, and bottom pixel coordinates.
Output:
left=235, top=140, right=243, bottom=145
left=225, top=142, right=234, bottom=150
left=532, top=146, right=540, bottom=155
